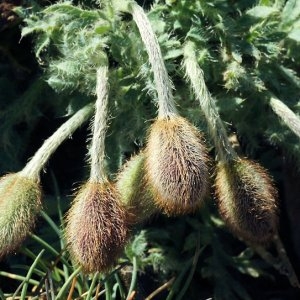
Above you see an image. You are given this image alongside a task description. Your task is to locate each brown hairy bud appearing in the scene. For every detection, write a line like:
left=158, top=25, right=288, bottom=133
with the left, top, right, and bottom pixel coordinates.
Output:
left=0, top=173, right=42, bottom=258
left=65, top=182, right=129, bottom=273
left=145, top=116, right=209, bottom=215
left=116, top=152, right=158, bottom=223
left=215, top=158, right=278, bottom=244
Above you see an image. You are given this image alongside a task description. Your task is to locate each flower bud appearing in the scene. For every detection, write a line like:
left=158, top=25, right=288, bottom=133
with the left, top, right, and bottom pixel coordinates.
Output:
left=0, top=173, right=42, bottom=258
left=145, top=116, right=209, bottom=215
left=116, top=152, right=158, bottom=223
left=215, top=158, right=278, bottom=244
left=65, top=182, right=129, bottom=273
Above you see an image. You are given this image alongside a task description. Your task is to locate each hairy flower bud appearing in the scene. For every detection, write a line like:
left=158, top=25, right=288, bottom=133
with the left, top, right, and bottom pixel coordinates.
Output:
left=215, top=159, right=278, bottom=244
left=145, top=116, right=209, bottom=215
left=116, top=152, right=158, bottom=223
left=0, top=173, right=42, bottom=258
left=65, top=182, right=129, bottom=273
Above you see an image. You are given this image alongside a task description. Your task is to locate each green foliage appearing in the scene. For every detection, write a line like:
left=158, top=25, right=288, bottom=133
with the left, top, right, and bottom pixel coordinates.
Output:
left=1, top=0, right=300, bottom=299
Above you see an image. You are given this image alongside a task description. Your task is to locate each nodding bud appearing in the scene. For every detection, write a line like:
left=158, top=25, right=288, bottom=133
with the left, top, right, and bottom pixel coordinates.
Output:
left=215, top=159, right=279, bottom=244
left=0, top=173, right=42, bottom=258
left=116, top=152, right=158, bottom=223
left=65, top=182, right=129, bottom=273
left=145, top=116, right=209, bottom=215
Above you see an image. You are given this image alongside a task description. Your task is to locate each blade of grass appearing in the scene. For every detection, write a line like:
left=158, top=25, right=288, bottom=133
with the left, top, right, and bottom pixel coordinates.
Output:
left=55, top=266, right=82, bottom=300
left=29, top=233, right=71, bottom=267
left=51, top=172, right=70, bottom=281
left=0, top=271, right=40, bottom=286
left=86, top=272, right=99, bottom=300
left=41, top=210, right=61, bottom=237
left=21, top=247, right=48, bottom=271
left=114, top=273, right=126, bottom=299
left=105, top=279, right=112, bottom=300
left=20, top=249, right=45, bottom=299
left=175, top=242, right=203, bottom=300
left=126, top=256, right=137, bottom=300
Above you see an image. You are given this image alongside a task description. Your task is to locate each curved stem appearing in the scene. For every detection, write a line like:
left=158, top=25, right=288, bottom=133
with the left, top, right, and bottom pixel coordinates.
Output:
left=270, top=95, right=300, bottom=139
left=89, top=66, right=110, bottom=182
left=183, top=41, right=237, bottom=162
left=129, top=2, right=177, bottom=118
left=20, top=103, right=94, bottom=181
left=126, top=256, right=138, bottom=300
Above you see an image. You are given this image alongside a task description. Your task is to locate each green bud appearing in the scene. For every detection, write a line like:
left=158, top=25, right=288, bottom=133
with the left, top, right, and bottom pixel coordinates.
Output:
left=65, top=182, right=129, bottom=273
left=0, top=173, right=42, bottom=258
left=145, top=116, right=209, bottom=215
left=215, top=158, right=278, bottom=244
left=116, top=152, right=158, bottom=223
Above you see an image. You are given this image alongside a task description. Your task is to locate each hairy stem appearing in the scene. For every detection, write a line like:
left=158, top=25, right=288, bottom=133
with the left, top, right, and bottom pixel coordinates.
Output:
left=270, top=95, right=300, bottom=139
left=21, top=103, right=94, bottom=180
left=89, top=66, right=109, bottom=183
left=129, top=2, right=177, bottom=118
left=183, top=41, right=237, bottom=162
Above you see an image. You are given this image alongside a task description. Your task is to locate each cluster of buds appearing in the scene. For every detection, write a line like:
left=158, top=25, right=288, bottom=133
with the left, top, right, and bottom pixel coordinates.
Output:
left=0, top=1, right=280, bottom=275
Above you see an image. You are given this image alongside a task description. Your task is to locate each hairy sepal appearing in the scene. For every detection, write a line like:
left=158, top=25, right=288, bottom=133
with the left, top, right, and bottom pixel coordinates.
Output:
left=145, top=116, right=209, bottom=215
left=65, top=182, right=129, bottom=273
left=116, top=152, right=158, bottom=223
left=215, top=159, right=278, bottom=244
left=0, top=173, right=42, bottom=258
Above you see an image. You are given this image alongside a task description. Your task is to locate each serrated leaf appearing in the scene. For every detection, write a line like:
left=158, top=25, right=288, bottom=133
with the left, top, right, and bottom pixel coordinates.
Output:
left=247, top=6, right=278, bottom=18
left=164, top=49, right=183, bottom=60
left=288, top=28, right=300, bottom=42
left=282, top=0, right=300, bottom=26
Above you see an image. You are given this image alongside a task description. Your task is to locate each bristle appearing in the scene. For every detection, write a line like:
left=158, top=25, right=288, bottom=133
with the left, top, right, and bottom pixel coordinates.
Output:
left=116, top=152, right=158, bottom=223
left=215, top=159, right=278, bottom=244
left=65, top=182, right=129, bottom=273
left=0, top=173, right=42, bottom=258
left=145, top=116, right=209, bottom=215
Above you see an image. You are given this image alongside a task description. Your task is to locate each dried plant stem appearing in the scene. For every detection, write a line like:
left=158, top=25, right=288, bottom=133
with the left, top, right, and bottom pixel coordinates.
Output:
left=145, top=277, right=175, bottom=300
left=129, top=2, right=177, bottom=117
left=183, top=41, right=237, bottom=162
left=89, top=66, right=109, bottom=183
left=66, top=276, right=77, bottom=300
left=21, top=103, right=94, bottom=180
left=270, top=96, right=300, bottom=139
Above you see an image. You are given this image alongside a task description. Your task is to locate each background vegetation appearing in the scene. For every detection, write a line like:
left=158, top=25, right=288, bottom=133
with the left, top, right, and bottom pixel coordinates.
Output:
left=1, top=0, right=300, bottom=299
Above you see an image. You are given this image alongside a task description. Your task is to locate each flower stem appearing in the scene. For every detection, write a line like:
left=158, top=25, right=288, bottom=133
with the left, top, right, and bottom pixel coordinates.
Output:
left=129, top=2, right=177, bottom=118
left=89, top=66, right=109, bottom=183
left=21, top=103, right=94, bottom=180
left=183, top=41, right=237, bottom=162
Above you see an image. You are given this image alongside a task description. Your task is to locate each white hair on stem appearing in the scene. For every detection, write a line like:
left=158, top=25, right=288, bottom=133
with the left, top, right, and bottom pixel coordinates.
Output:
left=129, top=2, right=177, bottom=118
left=270, top=96, right=300, bottom=139
left=89, top=66, right=109, bottom=183
left=20, top=103, right=94, bottom=181
left=183, top=41, right=237, bottom=162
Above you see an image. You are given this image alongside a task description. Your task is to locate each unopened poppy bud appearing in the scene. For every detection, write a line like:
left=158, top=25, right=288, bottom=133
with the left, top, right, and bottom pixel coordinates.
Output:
left=145, top=116, right=209, bottom=215
left=0, top=173, right=42, bottom=258
left=116, top=152, right=158, bottom=223
left=65, top=182, right=129, bottom=273
left=215, top=159, right=278, bottom=244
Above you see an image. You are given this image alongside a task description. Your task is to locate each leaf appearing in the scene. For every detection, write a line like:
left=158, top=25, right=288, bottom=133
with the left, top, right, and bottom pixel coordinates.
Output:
left=246, top=6, right=278, bottom=18
left=288, top=28, right=300, bottom=42
left=282, top=0, right=300, bottom=26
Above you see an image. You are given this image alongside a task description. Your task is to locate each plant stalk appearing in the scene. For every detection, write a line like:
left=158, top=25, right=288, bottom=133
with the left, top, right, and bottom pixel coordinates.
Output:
left=129, top=2, right=177, bottom=118
left=21, top=103, right=94, bottom=180
left=89, top=66, right=109, bottom=183
left=183, top=41, right=237, bottom=162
